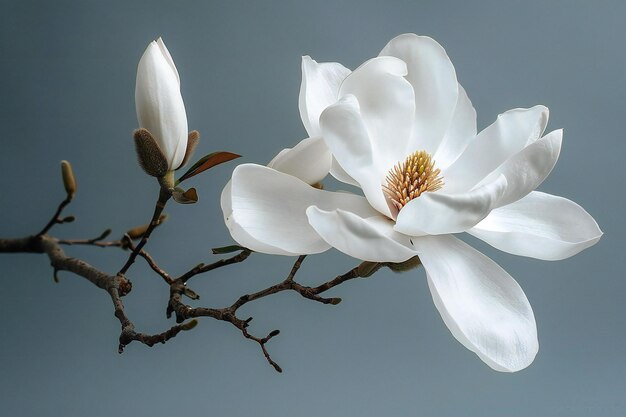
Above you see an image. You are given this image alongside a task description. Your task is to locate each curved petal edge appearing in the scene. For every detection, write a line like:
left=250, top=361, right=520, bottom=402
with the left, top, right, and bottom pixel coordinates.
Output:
left=415, top=234, right=538, bottom=372
left=469, top=191, right=603, bottom=260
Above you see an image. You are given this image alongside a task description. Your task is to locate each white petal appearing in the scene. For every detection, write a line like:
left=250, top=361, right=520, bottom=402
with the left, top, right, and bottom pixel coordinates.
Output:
left=394, top=174, right=508, bottom=236
left=415, top=234, right=538, bottom=372
left=320, top=95, right=392, bottom=217
left=379, top=34, right=459, bottom=155
left=156, top=37, right=180, bottom=86
left=220, top=180, right=289, bottom=255
left=339, top=56, right=415, bottom=170
left=227, top=164, right=377, bottom=255
left=135, top=39, right=188, bottom=170
left=329, top=157, right=359, bottom=187
left=443, top=106, right=549, bottom=193
left=267, top=136, right=331, bottom=185
left=306, top=207, right=419, bottom=262
left=434, top=84, right=477, bottom=169
left=469, top=191, right=602, bottom=260
left=476, top=129, right=562, bottom=208
left=298, top=56, right=351, bottom=137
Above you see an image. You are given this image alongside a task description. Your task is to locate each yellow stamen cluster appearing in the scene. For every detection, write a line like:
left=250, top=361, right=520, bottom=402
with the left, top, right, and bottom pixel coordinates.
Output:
left=383, top=150, right=444, bottom=211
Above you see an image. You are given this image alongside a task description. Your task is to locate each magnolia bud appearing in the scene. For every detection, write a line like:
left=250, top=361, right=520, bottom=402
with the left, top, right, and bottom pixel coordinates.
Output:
left=356, top=261, right=381, bottom=277
left=135, top=37, right=188, bottom=171
left=126, top=214, right=167, bottom=240
left=181, top=319, right=198, bottom=331
left=60, top=160, right=76, bottom=199
left=385, top=256, right=422, bottom=273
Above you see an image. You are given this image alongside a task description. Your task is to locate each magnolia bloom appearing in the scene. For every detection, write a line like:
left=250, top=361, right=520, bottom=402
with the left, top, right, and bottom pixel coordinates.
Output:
left=222, top=34, right=602, bottom=371
left=135, top=37, right=188, bottom=171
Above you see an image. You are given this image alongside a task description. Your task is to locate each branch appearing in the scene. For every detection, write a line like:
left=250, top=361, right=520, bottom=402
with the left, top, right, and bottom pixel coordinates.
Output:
left=58, top=228, right=113, bottom=246
left=0, top=234, right=196, bottom=351
left=118, top=188, right=170, bottom=276
left=2, top=228, right=409, bottom=372
left=166, top=256, right=388, bottom=371
left=0, top=234, right=129, bottom=293
left=124, top=236, right=173, bottom=284
left=1, top=171, right=410, bottom=372
left=59, top=232, right=172, bottom=284
left=177, top=248, right=252, bottom=283
left=111, top=285, right=197, bottom=353
left=37, top=196, right=72, bottom=236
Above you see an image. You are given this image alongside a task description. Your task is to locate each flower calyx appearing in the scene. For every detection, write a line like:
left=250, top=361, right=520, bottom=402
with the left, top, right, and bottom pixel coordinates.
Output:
left=172, top=186, right=198, bottom=204
left=178, top=130, right=200, bottom=170
left=134, top=128, right=169, bottom=178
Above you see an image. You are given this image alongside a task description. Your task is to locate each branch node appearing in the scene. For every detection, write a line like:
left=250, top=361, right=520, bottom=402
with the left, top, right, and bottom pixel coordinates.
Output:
left=117, top=275, right=133, bottom=296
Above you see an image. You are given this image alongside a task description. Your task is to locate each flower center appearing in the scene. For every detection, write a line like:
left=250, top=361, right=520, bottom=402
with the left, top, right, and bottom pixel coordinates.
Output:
left=383, top=150, right=444, bottom=211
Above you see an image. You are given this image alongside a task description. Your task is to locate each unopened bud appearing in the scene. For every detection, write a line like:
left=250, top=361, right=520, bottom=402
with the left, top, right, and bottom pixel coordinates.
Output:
left=183, top=287, right=200, bottom=300
left=357, top=261, right=381, bottom=277
left=126, top=225, right=149, bottom=240
left=386, top=256, right=422, bottom=273
left=182, top=319, right=198, bottom=331
left=268, top=329, right=280, bottom=338
left=60, top=160, right=76, bottom=199
left=329, top=297, right=342, bottom=305
left=212, top=245, right=246, bottom=254
left=126, top=214, right=168, bottom=239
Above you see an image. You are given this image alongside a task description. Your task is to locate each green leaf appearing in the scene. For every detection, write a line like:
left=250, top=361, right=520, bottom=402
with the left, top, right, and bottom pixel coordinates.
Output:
left=212, top=244, right=247, bottom=254
left=177, top=151, right=241, bottom=184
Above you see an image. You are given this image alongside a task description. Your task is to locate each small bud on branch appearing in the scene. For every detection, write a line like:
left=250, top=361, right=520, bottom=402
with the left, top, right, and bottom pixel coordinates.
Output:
left=60, top=160, right=76, bottom=199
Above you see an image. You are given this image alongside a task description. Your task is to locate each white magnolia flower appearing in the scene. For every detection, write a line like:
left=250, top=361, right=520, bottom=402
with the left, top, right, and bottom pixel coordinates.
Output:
left=135, top=37, right=188, bottom=170
left=222, top=34, right=602, bottom=371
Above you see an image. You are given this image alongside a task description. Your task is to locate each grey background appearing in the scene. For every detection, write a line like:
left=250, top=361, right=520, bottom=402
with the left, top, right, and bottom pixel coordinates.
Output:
left=0, top=0, right=623, bottom=416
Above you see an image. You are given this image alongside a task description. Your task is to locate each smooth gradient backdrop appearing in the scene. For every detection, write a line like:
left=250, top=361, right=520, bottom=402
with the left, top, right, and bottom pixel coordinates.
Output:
left=1, top=1, right=623, bottom=416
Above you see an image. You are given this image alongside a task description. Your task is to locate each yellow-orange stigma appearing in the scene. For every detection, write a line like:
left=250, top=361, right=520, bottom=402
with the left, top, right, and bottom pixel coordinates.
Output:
left=383, top=150, right=444, bottom=211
